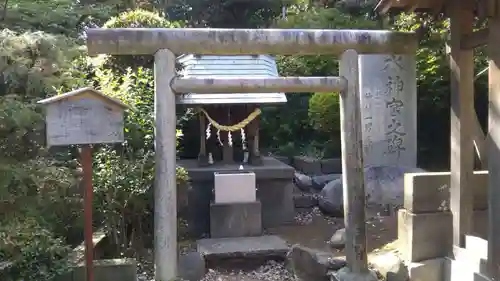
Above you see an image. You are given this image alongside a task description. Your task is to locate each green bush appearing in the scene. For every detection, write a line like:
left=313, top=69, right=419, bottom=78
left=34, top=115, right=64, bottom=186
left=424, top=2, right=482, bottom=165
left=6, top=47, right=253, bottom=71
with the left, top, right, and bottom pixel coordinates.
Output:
left=308, top=92, right=341, bottom=135
left=92, top=66, right=189, bottom=253
left=0, top=0, right=116, bottom=37
left=0, top=218, right=71, bottom=281
left=259, top=6, right=376, bottom=158
left=0, top=29, right=85, bottom=280
left=94, top=9, right=183, bottom=73
left=307, top=92, right=341, bottom=157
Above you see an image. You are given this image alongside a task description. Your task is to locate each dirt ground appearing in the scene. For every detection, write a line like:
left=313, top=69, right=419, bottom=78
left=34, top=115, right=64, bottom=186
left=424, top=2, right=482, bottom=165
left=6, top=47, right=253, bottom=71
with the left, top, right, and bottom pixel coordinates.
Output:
left=266, top=207, right=398, bottom=255
left=136, top=207, right=398, bottom=281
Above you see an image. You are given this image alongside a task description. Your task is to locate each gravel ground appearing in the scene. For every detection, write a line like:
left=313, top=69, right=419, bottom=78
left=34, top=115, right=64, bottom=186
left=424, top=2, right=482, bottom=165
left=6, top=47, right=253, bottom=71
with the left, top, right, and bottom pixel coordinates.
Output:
left=136, top=249, right=154, bottom=281
left=136, top=243, right=195, bottom=281
left=200, top=261, right=296, bottom=281
left=134, top=207, right=322, bottom=281
left=136, top=252, right=295, bottom=281
left=293, top=206, right=339, bottom=226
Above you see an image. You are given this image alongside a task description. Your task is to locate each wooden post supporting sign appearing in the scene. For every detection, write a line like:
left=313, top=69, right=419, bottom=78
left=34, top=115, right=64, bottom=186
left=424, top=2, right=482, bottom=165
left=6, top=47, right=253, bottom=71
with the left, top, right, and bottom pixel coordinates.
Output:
left=38, top=88, right=129, bottom=281
left=81, top=144, right=93, bottom=281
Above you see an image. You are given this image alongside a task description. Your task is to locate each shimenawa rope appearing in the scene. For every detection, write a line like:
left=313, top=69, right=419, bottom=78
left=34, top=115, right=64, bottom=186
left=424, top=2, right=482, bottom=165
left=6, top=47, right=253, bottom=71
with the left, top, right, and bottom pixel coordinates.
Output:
left=199, top=108, right=261, bottom=132
left=200, top=107, right=261, bottom=147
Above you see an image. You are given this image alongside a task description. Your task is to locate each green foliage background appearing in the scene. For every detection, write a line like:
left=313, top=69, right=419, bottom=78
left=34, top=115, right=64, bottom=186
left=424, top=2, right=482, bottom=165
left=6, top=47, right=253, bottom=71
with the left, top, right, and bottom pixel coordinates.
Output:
left=0, top=0, right=489, bottom=280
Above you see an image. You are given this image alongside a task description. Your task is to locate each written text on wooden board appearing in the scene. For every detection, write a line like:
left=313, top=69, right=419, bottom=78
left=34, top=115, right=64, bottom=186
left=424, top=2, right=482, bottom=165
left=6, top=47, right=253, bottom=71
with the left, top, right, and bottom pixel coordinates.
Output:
left=45, top=98, right=125, bottom=146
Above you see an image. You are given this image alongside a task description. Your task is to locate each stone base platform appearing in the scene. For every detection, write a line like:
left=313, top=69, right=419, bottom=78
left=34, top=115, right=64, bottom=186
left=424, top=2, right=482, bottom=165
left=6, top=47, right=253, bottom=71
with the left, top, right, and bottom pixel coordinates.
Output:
left=180, top=157, right=295, bottom=237
left=210, top=201, right=262, bottom=238
left=62, top=259, right=137, bottom=281
left=197, top=235, right=289, bottom=268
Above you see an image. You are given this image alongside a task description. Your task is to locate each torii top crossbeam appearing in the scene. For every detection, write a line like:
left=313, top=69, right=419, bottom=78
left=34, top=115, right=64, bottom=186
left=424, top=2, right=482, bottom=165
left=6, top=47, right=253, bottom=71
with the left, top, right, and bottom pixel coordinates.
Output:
left=85, top=28, right=417, bottom=56
left=376, top=0, right=491, bottom=15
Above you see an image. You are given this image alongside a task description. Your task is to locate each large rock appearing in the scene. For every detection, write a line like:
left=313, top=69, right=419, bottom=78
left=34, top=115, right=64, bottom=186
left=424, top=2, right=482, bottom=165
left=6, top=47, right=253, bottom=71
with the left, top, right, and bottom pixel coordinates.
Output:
left=368, top=250, right=408, bottom=281
left=287, top=245, right=347, bottom=281
left=329, top=228, right=346, bottom=250
left=311, top=174, right=342, bottom=192
left=318, top=179, right=344, bottom=216
left=318, top=165, right=425, bottom=216
left=293, top=172, right=313, bottom=192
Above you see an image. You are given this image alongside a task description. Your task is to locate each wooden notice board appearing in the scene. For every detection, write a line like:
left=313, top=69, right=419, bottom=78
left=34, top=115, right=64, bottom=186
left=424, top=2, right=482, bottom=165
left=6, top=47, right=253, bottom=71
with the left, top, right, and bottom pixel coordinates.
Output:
left=38, top=87, right=128, bottom=146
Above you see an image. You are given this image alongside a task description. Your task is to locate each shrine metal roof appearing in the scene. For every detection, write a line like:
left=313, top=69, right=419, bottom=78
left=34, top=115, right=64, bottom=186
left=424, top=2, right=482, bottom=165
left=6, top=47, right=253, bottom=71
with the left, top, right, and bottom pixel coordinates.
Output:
left=175, top=54, right=288, bottom=105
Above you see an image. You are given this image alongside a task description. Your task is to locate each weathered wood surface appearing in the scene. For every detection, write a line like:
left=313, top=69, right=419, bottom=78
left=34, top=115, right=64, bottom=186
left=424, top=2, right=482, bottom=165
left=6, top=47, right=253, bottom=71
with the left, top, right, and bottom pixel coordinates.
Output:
left=376, top=0, right=479, bottom=15
left=81, top=144, right=94, bottom=281
left=171, top=76, right=347, bottom=94
left=86, top=28, right=417, bottom=56
left=339, top=49, right=368, bottom=273
left=376, top=0, right=443, bottom=14
left=154, top=49, right=177, bottom=280
left=198, top=111, right=206, bottom=162
left=38, top=87, right=128, bottom=108
left=449, top=3, right=475, bottom=247
left=461, top=28, right=489, bottom=49
left=488, top=6, right=500, bottom=279
left=45, top=98, right=124, bottom=146
left=403, top=171, right=488, bottom=214
left=472, top=109, right=488, bottom=169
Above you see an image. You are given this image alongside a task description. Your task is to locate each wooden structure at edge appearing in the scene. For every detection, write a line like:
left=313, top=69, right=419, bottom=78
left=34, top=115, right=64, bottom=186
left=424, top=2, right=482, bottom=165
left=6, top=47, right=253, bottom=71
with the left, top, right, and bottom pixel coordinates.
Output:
left=377, top=0, right=500, bottom=279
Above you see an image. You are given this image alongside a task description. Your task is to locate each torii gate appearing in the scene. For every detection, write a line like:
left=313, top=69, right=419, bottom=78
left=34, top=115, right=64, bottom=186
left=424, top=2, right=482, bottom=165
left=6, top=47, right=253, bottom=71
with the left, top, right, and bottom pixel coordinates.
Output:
left=86, top=28, right=417, bottom=281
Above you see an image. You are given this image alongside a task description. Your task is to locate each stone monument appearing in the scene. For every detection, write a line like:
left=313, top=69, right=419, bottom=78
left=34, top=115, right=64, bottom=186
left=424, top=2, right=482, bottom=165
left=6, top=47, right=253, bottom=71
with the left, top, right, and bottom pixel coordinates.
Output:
left=358, top=54, right=417, bottom=167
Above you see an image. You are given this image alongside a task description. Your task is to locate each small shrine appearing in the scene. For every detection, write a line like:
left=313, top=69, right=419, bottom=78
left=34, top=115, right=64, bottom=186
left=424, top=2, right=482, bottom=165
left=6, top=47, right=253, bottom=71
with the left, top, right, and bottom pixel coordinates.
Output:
left=176, top=54, right=287, bottom=166
left=176, top=54, right=295, bottom=238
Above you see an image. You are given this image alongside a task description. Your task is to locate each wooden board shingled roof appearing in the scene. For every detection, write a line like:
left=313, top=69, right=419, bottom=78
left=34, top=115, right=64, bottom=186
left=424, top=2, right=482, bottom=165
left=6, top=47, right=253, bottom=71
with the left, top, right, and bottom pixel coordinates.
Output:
left=37, top=87, right=129, bottom=109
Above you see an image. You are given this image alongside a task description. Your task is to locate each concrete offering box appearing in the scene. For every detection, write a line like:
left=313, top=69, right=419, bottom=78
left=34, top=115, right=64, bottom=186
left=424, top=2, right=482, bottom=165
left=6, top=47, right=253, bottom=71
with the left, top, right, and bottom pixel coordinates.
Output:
left=214, top=171, right=256, bottom=203
left=179, top=157, right=295, bottom=237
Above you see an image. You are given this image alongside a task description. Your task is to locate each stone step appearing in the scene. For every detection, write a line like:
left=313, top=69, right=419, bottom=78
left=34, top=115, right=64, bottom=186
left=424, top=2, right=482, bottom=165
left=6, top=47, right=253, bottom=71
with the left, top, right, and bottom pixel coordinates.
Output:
left=465, top=235, right=488, bottom=260
left=444, top=258, right=492, bottom=281
left=445, top=245, right=492, bottom=281
left=453, top=245, right=489, bottom=276
left=197, top=235, right=289, bottom=269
